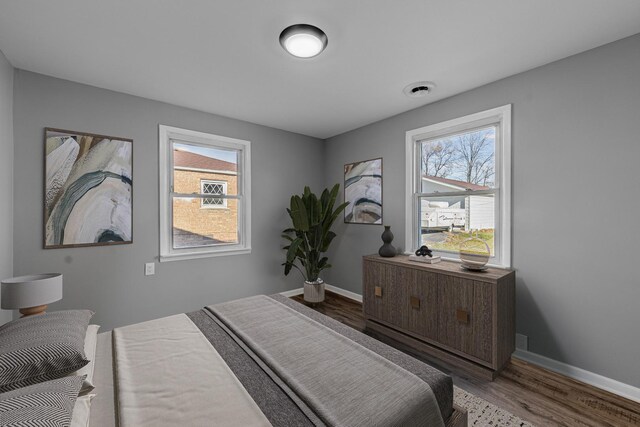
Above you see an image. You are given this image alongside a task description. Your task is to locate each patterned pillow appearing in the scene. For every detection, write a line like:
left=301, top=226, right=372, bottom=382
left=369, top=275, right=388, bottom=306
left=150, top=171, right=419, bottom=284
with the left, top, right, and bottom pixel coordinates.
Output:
left=0, top=375, right=84, bottom=427
left=0, top=310, right=93, bottom=392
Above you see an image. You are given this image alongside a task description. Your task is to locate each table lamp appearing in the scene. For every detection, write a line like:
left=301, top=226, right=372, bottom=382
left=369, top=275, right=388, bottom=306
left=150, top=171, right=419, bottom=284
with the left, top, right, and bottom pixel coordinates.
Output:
left=1, top=273, right=63, bottom=317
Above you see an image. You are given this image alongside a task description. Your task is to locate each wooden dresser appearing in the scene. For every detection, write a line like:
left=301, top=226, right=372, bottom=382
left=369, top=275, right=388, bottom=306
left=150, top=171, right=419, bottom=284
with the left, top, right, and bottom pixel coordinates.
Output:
left=363, top=254, right=515, bottom=380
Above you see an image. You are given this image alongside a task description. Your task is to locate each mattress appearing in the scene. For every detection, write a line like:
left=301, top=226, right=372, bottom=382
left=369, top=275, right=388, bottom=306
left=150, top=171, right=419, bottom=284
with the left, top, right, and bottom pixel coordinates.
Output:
left=89, top=294, right=454, bottom=426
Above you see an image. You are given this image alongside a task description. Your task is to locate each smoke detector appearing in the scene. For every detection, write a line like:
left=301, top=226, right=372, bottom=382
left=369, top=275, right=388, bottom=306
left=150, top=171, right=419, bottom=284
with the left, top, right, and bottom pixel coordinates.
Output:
left=403, top=81, right=436, bottom=98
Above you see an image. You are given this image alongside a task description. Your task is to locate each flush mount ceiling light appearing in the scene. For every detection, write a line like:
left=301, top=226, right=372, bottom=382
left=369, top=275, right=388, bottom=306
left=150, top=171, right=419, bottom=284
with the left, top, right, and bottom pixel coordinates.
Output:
left=279, top=24, right=328, bottom=58
left=403, top=81, right=436, bottom=98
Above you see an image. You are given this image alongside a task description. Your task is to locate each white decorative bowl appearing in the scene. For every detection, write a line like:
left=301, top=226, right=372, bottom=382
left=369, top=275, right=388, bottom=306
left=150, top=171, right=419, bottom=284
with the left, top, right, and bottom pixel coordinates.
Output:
left=459, top=237, right=490, bottom=271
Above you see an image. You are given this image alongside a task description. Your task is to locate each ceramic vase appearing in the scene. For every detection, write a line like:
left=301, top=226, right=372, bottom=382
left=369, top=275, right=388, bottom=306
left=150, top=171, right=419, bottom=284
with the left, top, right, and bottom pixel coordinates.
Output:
left=378, top=225, right=396, bottom=257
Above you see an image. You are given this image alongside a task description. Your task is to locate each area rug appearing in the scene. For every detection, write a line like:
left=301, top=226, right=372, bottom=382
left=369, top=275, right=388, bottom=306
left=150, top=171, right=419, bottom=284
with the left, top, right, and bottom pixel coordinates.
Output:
left=454, top=386, right=535, bottom=426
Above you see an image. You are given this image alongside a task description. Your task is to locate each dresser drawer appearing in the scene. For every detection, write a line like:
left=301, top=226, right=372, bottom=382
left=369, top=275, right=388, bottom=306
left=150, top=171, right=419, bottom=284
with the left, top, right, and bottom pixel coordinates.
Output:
left=362, top=261, right=393, bottom=322
left=402, top=269, right=438, bottom=340
left=363, top=260, right=403, bottom=325
left=437, top=276, right=493, bottom=364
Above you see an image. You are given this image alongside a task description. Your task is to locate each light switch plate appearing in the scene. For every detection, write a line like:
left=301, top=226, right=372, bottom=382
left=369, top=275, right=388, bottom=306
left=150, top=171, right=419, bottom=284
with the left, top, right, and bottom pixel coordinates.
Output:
left=145, top=262, right=155, bottom=276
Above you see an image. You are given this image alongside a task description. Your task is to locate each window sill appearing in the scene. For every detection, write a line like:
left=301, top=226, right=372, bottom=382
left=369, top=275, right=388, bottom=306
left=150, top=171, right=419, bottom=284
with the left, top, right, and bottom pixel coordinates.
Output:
left=160, top=247, right=251, bottom=262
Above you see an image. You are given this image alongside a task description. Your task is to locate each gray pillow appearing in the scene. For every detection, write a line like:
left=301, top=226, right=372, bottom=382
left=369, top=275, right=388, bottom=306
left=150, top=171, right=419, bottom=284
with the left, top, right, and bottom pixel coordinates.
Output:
left=0, top=310, right=93, bottom=392
left=0, top=375, right=84, bottom=427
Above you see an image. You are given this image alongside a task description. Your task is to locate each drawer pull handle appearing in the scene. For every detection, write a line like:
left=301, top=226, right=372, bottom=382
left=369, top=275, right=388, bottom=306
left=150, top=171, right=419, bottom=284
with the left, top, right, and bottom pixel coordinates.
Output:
left=374, top=286, right=383, bottom=297
left=410, top=296, right=421, bottom=309
left=456, top=309, right=470, bottom=324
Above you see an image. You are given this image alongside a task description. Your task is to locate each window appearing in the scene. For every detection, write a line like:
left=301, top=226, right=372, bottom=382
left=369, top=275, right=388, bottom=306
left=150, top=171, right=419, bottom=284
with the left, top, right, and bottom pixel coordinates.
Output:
left=159, top=125, right=251, bottom=261
left=405, top=105, right=511, bottom=267
left=200, top=180, right=227, bottom=208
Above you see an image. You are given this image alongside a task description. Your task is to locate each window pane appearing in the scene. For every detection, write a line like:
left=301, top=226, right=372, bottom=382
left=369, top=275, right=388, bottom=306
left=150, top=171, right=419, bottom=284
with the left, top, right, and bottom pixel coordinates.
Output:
left=173, top=142, right=238, bottom=196
left=172, top=196, right=239, bottom=249
left=420, top=126, right=496, bottom=190
left=419, top=194, right=495, bottom=256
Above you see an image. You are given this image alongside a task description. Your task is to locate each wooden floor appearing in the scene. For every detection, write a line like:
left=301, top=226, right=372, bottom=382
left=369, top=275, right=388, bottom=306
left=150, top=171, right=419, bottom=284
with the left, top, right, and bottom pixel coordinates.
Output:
left=291, top=291, right=640, bottom=427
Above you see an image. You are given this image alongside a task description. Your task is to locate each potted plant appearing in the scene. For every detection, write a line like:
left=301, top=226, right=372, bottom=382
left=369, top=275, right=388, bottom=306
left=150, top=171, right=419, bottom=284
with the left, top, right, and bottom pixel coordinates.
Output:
left=282, top=184, right=348, bottom=303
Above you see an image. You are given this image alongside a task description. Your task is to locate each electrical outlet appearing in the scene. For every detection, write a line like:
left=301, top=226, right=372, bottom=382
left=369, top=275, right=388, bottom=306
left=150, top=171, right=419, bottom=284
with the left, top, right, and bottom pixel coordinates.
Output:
left=145, top=262, right=155, bottom=276
left=516, top=333, right=528, bottom=351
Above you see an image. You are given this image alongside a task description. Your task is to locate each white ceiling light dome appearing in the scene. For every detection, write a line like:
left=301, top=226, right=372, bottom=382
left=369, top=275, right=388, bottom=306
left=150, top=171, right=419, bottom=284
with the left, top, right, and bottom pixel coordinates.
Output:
left=280, top=24, right=328, bottom=58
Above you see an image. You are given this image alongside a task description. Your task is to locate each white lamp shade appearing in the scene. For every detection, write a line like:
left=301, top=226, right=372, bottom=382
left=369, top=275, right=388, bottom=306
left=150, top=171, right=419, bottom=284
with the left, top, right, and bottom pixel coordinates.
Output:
left=1, top=273, right=63, bottom=309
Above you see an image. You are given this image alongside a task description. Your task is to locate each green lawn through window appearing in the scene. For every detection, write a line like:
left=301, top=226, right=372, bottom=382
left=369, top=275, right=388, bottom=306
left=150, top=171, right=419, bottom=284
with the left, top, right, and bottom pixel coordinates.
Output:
left=422, top=229, right=494, bottom=256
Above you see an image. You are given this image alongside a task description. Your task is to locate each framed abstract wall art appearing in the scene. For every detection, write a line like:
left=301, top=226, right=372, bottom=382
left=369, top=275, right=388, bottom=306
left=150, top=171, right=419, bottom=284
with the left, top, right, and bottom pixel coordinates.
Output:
left=44, top=128, right=133, bottom=248
left=344, top=157, right=382, bottom=224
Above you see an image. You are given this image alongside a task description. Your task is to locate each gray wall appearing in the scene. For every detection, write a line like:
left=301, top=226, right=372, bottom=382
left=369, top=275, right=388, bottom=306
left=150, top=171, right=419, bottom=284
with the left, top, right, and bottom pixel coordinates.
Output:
left=7, top=34, right=640, bottom=387
left=324, top=34, right=640, bottom=387
left=0, top=50, right=13, bottom=323
left=13, top=70, right=324, bottom=331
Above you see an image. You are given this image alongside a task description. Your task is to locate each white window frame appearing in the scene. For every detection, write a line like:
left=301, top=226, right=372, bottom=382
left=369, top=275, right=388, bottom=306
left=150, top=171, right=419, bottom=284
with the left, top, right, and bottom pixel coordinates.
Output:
left=405, top=105, right=511, bottom=268
left=200, top=180, right=228, bottom=209
left=159, top=125, right=251, bottom=261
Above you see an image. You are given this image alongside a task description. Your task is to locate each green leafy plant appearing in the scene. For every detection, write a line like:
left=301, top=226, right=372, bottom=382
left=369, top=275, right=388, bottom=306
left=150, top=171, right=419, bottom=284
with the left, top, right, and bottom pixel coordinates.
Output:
left=282, top=184, right=349, bottom=282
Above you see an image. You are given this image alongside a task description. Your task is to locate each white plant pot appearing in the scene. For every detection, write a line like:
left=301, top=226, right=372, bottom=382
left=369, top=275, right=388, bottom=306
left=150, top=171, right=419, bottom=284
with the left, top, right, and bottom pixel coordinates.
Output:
left=304, top=279, right=325, bottom=303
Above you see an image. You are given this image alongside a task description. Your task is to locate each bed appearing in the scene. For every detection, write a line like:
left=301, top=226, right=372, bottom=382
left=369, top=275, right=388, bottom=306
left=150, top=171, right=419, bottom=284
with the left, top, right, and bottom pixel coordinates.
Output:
left=87, top=294, right=466, bottom=426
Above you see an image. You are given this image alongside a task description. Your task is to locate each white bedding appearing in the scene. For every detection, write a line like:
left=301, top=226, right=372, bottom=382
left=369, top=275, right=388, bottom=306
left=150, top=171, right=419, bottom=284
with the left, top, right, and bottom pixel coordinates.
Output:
left=112, top=313, right=271, bottom=427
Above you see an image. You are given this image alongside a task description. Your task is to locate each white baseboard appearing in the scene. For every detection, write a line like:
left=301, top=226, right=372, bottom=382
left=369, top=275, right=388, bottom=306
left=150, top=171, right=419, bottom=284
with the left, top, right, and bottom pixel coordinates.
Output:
left=514, top=349, right=640, bottom=403
left=279, top=284, right=362, bottom=302
left=324, top=284, right=363, bottom=302
left=279, top=288, right=303, bottom=297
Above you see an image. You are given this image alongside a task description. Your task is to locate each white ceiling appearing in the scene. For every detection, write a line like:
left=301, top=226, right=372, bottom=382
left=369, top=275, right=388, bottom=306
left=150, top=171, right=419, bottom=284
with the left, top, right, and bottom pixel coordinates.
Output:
left=0, top=1, right=639, bottom=139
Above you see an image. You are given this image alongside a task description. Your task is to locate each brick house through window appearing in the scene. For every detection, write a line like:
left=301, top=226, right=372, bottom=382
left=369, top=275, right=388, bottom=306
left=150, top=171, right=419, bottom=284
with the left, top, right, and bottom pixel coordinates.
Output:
left=172, top=148, right=238, bottom=246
